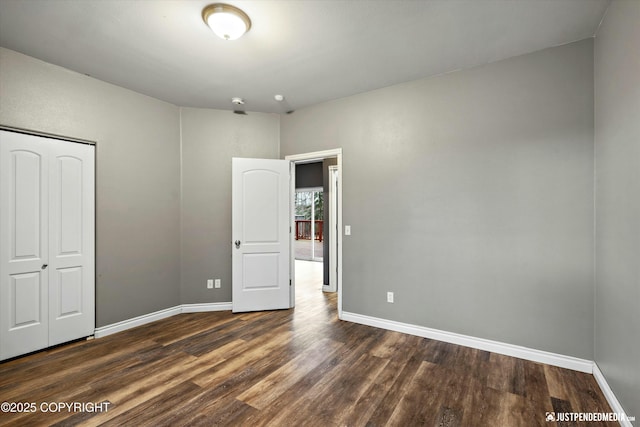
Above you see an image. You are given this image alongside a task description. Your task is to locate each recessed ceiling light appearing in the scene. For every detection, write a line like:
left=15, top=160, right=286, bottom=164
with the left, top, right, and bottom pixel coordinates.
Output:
left=202, top=3, right=251, bottom=41
left=274, top=94, right=285, bottom=102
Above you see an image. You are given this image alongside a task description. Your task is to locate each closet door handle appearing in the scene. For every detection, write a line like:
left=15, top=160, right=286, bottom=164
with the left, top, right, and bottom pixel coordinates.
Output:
left=235, top=240, right=241, bottom=249
left=42, top=264, right=48, bottom=270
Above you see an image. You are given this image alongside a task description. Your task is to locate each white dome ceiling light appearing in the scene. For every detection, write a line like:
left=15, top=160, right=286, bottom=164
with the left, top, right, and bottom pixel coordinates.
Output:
left=202, top=3, right=251, bottom=41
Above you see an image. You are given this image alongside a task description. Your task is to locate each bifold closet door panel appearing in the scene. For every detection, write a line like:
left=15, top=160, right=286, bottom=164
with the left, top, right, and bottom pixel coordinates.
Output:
left=48, top=140, right=95, bottom=346
left=0, top=131, right=50, bottom=360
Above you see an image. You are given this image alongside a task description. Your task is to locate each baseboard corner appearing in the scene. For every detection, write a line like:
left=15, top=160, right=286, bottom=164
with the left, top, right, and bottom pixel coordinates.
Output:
left=592, top=362, right=634, bottom=427
left=94, top=302, right=233, bottom=338
left=341, top=311, right=593, bottom=373
left=94, top=306, right=181, bottom=338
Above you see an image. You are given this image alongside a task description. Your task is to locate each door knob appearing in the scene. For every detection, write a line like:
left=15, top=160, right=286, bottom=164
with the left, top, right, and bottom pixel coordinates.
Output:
left=42, top=264, right=48, bottom=270
left=235, top=240, right=241, bottom=249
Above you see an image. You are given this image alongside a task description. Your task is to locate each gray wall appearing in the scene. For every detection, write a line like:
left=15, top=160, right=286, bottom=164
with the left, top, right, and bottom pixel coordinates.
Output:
left=594, top=0, right=640, bottom=420
left=281, top=39, right=595, bottom=359
left=180, top=108, right=280, bottom=304
left=0, top=48, right=181, bottom=327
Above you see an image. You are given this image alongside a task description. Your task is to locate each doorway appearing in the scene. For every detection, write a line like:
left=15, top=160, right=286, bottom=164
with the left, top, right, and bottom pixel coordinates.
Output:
left=294, top=188, right=324, bottom=262
left=285, top=149, right=343, bottom=319
left=294, top=186, right=324, bottom=303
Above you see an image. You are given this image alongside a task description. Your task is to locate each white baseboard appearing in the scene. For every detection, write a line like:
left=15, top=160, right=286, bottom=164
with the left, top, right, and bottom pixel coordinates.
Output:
left=341, top=311, right=593, bottom=373
left=181, top=302, right=233, bottom=313
left=94, top=302, right=232, bottom=338
left=94, top=306, right=182, bottom=338
left=593, top=363, right=634, bottom=427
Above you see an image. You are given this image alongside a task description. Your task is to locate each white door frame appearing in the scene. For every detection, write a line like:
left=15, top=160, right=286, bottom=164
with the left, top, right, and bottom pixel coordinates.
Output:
left=327, top=165, right=339, bottom=293
left=285, top=149, right=343, bottom=319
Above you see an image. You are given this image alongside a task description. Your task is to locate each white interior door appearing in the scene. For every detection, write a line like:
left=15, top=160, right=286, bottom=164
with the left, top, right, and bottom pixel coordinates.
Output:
left=0, top=132, right=50, bottom=359
left=232, top=158, right=291, bottom=313
left=48, top=140, right=95, bottom=346
left=1, top=130, right=95, bottom=360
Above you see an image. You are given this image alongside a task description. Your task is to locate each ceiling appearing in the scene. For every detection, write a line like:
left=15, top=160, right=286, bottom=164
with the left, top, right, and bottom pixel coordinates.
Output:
left=0, top=0, right=609, bottom=114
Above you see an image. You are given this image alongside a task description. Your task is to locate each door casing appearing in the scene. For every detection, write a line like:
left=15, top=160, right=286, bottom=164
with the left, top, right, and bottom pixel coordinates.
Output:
left=327, top=165, right=339, bottom=293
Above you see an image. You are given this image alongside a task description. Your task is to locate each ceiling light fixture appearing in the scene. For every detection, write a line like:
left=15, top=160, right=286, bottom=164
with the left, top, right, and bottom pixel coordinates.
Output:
left=202, top=3, right=251, bottom=41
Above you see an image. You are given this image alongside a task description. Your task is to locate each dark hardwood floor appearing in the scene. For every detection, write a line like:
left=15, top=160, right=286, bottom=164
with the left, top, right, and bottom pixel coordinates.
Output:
left=0, top=261, right=615, bottom=426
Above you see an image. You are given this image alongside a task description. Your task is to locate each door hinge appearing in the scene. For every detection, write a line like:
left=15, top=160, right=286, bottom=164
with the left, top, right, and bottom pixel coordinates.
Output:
left=289, top=279, right=292, bottom=286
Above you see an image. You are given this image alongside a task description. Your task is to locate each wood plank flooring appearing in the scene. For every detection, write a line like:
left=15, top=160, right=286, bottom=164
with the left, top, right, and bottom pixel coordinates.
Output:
left=0, top=261, right=615, bottom=426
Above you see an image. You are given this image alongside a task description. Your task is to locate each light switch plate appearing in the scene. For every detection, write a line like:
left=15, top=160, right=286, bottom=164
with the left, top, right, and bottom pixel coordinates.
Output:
left=345, top=225, right=351, bottom=235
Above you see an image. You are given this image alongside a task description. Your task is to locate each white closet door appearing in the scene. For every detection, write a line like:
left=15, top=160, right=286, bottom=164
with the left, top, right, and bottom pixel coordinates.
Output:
left=0, top=130, right=95, bottom=360
left=0, top=132, right=50, bottom=360
left=48, top=140, right=95, bottom=346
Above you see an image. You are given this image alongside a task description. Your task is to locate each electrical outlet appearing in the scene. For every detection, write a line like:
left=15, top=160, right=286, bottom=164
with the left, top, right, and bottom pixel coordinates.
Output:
left=207, top=279, right=213, bottom=289
left=387, top=292, right=394, bottom=303
left=214, top=279, right=221, bottom=289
